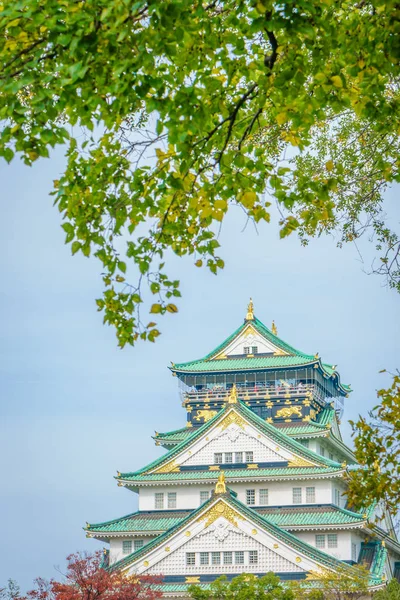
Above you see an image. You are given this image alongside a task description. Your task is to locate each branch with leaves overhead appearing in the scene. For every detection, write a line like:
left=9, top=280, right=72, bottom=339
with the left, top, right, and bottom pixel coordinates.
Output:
left=1, top=0, right=399, bottom=345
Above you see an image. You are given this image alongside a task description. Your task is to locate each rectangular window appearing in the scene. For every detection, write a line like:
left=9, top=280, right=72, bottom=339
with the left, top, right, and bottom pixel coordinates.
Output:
left=352, top=543, right=358, bottom=562
left=225, top=452, right=233, bottom=463
left=244, top=346, right=250, bottom=354
left=211, top=552, right=221, bottom=565
left=245, top=451, right=254, bottom=463
left=246, top=489, right=256, bottom=505
left=235, top=452, right=243, bottom=463
left=167, top=492, right=177, bottom=509
left=320, top=446, right=325, bottom=457
left=200, top=552, right=209, bottom=565
left=223, top=552, right=233, bottom=565
left=249, top=551, right=258, bottom=565
left=186, top=552, right=196, bottom=566
left=134, top=540, right=144, bottom=551
left=154, top=492, right=164, bottom=509
left=306, top=487, right=315, bottom=503
left=293, top=487, right=302, bottom=504
left=334, top=489, right=341, bottom=506
left=214, top=453, right=223, bottom=464
left=259, top=489, right=269, bottom=505
left=301, top=440, right=309, bottom=448
left=200, top=491, right=210, bottom=504
left=328, top=534, right=338, bottom=548
left=235, top=551, right=245, bottom=565
left=122, top=540, right=132, bottom=555
left=252, top=346, right=258, bottom=354
left=316, top=535, right=326, bottom=549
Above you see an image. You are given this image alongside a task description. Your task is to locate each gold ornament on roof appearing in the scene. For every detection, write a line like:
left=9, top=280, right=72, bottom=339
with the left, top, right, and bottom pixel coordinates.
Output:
left=215, top=471, right=227, bottom=494
left=227, top=384, right=238, bottom=404
left=271, top=320, right=278, bottom=335
left=245, top=298, right=254, bottom=321
left=276, top=406, right=302, bottom=419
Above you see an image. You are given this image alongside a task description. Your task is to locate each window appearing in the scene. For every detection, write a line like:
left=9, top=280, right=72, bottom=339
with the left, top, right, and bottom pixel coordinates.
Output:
left=352, top=543, right=358, bottom=562
left=200, top=552, right=209, bottom=565
left=225, top=452, right=233, bottom=463
left=306, top=487, right=315, bottom=503
left=249, top=551, right=258, bottom=564
left=329, top=453, right=334, bottom=461
left=211, top=552, right=221, bottom=565
left=320, top=446, right=325, bottom=457
left=244, top=346, right=250, bottom=354
left=334, top=489, right=341, bottom=506
left=122, top=540, right=132, bottom=555
left=252, top=346, right=258, bottom=354
left=316, top=535, right=326, bottom=549
left=293, top=487, right=302, bottom=504
left=154, top=492, right=164, bottom=509
left=259, top=489, right=269, bottom=505
left=328, top=534, right=338, bottom=548
left=200, top=490, right=210, bottom=504
left=301, top=440, right=309, bottom=448
left=134, top=540, right=144, bottom=551
left=214, top=453, right=223, bottom=464
left=223, top=552, right=233, bottom=565
left=186, top=552, right=196, bottom=566
left=246, top=489, right=256, bottom=505
left=235, top=551, right=244, bottom=565
left=167, top=492, right=177, bottom=509
left=245, top=451, right=254, bottom=463
left=235, top=452, right=243, bottom=463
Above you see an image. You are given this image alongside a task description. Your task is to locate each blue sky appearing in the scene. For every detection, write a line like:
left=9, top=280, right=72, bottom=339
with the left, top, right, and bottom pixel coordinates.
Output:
left=0, top=149, right=399, bottom=590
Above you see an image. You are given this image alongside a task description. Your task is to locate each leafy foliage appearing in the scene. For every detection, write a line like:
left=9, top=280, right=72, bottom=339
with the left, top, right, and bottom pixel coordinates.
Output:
left=373, top=579, right=400, bottom=600
left=188, top=572, right=294, bottom=599
left=1, top=0, right=400, bottom=345
left=348, top=373, right=400, bottom=515
left=291, top=564, right=371, bottom=600
left=0, top=552, right=162, bottom=600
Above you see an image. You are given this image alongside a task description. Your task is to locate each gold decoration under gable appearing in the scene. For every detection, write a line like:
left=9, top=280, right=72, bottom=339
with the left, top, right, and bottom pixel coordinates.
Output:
left=215, top=472, right=227, bottom=494
left=288, top=455, right=314, bottom=467
left=194, top=409, right=218, bottom=422
left=245, top=298, right=254, bottom=321
left=273, top=348, right=285, bottom=356
left=143, top=561, right=149, bottom=567
left=276, top=406, right=302, bottom=419
left=226, top=384, right=238, bottom=404
left=198, top=499, right=243, bottom=528
left=309, top=409, right=317, bottom=420
left=185, top=577, right=200, bottom=583
left=154, top=460, right=180, bottom=474
left=219, top=410, right=246, bottom=431
left=247, top=463, right=258, bottom=469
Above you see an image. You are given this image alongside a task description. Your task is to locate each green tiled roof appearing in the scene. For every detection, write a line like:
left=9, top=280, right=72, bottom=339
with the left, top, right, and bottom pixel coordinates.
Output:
left=118, top=401, right=341, bottom=482
left=86, top=510, right=189, bottom=534
left=109, top=491, right=358, bottom=575
left=119, top=465, right=343, bottom=484
left=86, top=505, right=365, bottom=536
left=170, top=316, right=350, bottom=393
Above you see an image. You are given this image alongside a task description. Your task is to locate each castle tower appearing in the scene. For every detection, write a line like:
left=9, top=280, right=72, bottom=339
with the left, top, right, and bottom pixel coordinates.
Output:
left=86, top=303, right=400, bottom=597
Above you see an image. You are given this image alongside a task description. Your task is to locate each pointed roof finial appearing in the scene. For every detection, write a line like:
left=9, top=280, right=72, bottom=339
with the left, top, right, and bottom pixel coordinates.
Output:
left=227, top=384, right=238, bottom=404
left=245, top=298, right=254, bottom=321
left=215, top=471, right=226, bottom=494
left=271, top=320, right=278, bottom=335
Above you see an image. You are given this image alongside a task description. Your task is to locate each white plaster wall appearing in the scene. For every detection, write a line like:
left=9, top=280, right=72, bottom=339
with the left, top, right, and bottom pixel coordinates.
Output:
left=294, top=531, right=364, bottom=562
left=138, top=479, right=340, bottom=510
left=109, top=536, right=156, bottom=565
left=146, top=529, right=303, bottom=576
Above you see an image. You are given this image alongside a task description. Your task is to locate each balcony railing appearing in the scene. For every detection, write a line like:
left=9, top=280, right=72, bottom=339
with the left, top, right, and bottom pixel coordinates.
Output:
left=182, top=383, right=324, bottom=404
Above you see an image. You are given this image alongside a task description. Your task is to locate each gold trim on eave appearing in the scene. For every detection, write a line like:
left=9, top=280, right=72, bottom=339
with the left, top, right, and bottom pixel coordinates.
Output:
left=287, top=455, right=315, bottom=467
left=153, top=459, right=180, bottom=474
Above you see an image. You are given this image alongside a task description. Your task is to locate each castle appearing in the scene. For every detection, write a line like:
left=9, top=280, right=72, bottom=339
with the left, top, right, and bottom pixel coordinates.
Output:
left=86, top=301, right=400, bottom=597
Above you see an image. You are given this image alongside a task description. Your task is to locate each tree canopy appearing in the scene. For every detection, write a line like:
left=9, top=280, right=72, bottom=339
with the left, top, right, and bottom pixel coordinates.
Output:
left=1, top=0, right=399, bottom=345
left=188, top=572, right=294, bottom=599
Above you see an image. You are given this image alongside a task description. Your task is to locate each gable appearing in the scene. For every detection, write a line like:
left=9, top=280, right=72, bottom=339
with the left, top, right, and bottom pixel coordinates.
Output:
left=118, top=496, right=340, bottom=578
left=148, top=407, right=321, bottom=474
left=214, top=323, right=287, bottom=359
